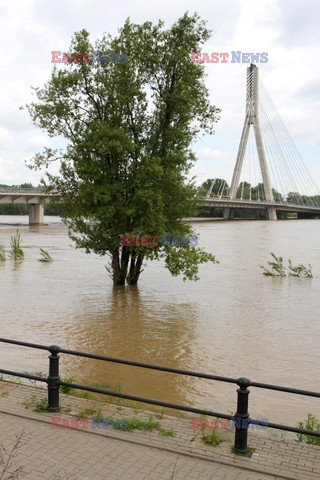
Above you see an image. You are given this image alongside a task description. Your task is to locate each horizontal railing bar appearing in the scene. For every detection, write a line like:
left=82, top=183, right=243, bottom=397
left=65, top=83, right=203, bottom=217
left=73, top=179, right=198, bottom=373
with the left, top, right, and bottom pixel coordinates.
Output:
left=265, top=421, right=320, bottom=438
left=250, top=381, right=320, bottom=398
left=249, top=418, right=320, bottom=437
left=1, top=335, right=320, bottom=445
left=0, top=338, right=50, bottom=351
left=60, top=382, right=320, bottom=438
left=0, top=338, right=238, bottom=383
left=1, top=370, right=319, bottom=439
left=0, top=369, right=47, bottom=383
left=59, top=347, right=239, bottom=383
left=59, top=381, right=232, bottom=420
left=1, top=338, right=320, bottom=399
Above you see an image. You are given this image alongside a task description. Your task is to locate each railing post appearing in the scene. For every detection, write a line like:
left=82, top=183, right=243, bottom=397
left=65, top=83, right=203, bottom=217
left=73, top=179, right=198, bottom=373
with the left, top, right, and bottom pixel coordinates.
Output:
left=234, top=377, right=251, bottom=454
left=47, top=345, right=60, bottom=412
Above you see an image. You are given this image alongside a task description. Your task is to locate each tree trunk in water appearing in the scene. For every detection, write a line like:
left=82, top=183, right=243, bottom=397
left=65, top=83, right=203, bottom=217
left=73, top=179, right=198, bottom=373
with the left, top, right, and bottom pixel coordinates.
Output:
left=127, top=253, right=144, bottom=285
left=112, top=247, right=130, bottom=286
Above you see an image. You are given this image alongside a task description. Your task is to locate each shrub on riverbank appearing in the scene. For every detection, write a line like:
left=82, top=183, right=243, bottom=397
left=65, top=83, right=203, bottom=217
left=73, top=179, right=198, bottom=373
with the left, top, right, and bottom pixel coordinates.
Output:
left=296, top=413, right=320, bottom=446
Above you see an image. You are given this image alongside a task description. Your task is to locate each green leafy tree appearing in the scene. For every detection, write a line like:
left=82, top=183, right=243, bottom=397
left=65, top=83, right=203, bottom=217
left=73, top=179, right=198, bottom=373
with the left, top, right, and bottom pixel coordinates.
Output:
left=24, top=14, right=220, bottom=285
left=287, top=191, right=302, bottom=205
left=200, top=178, right=229, bottom=197
left=236, top=181, right=251, bottom=199
left=272, top=188, right=283, bottom=203
left=249, top=183, right=264, bottom=201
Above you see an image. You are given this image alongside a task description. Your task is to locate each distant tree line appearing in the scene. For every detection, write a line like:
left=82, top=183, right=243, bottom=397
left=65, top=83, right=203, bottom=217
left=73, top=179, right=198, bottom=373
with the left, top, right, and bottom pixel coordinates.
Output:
left=0, top=183, right=63, bottom=215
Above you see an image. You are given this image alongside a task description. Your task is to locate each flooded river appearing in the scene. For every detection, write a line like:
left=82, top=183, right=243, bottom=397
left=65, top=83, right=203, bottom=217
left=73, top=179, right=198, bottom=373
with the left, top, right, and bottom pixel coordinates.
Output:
left=0, top=216, right=319, bottom=429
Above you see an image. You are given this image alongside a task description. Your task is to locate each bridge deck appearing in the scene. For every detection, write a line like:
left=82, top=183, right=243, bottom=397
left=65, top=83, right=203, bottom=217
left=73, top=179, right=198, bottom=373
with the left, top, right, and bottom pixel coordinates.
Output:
left=201, top=198, right=320, bottom=214
left=0, top=190, right=52, bottom=205
left=0, top=189, right=319, bottom=215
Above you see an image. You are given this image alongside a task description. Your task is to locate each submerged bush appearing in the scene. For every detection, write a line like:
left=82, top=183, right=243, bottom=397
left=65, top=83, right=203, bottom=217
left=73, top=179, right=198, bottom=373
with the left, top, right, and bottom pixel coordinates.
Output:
left=261, top=252, right=286, bottom=277
left=0, top=244, right=6, bottom=261
left=288, top=259, right=312, bottom=278
left=261, top=252, right=313, bottom=278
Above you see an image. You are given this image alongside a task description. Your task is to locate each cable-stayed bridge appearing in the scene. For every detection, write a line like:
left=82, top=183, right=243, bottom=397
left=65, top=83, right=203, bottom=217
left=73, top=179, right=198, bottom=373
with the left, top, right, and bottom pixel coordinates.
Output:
left=202, top=197, right=320, bottom=218
left=1, top=182, right=318, bottom=226
left=1, top=64, right=320, bottom=224
left=202, top=64, right=320, bottom=220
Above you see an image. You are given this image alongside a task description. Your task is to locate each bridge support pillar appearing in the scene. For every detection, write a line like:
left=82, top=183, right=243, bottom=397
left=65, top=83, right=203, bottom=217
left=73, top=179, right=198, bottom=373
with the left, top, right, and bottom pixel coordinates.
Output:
left=223, top=208, right=231, bottom=220
left=267, top=207, right=277, bottom=221
left=29, top=204, right=44, bottom=225
left=223, top=208, right=235, bottom=219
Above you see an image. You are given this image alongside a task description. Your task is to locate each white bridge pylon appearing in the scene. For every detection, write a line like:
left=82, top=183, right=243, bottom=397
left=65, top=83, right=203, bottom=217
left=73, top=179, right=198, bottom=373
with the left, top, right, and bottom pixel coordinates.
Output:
left=224, top=64, right=277, bottom=220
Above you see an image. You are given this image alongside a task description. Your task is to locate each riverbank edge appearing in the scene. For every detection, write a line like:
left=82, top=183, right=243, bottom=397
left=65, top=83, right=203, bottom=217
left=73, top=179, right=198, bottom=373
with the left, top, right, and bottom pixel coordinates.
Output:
left=0, top=379, right=319, bottom=480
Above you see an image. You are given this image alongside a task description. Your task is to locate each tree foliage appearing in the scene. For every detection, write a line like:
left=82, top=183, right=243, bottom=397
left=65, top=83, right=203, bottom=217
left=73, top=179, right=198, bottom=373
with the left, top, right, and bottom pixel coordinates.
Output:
left=24, top=14, right=220, bottom=285
left=198, top=178, right=229, bottom=197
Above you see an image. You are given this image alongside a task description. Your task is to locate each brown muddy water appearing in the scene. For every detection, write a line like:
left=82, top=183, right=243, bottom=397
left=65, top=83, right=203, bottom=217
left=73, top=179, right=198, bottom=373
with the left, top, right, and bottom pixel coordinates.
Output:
left=0, top=215, right=319, bottom=430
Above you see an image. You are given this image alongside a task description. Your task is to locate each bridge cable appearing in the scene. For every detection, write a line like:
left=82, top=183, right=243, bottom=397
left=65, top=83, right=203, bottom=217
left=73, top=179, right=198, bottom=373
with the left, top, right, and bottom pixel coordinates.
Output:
left=259, top=79, right=319, bottom=207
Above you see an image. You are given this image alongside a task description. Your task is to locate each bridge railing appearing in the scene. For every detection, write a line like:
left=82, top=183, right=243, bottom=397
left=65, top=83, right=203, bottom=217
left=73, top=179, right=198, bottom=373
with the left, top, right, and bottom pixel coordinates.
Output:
left=0, top=337, right=319, bottom=454
left=201, top=196, right=320, bottom=210
left=0, top=187, right=45, bottom=194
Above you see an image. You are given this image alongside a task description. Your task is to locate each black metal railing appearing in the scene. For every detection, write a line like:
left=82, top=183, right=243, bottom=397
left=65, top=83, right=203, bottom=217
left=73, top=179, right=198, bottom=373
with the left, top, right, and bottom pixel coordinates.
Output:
left=0, top=338, right=319, bottom=454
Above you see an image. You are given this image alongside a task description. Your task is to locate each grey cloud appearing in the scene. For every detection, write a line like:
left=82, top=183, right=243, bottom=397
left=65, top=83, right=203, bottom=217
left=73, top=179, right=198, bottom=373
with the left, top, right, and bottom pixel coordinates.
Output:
left=276, top=0, right=320, bottom=46
left=294, top=78, right=320, bottom=103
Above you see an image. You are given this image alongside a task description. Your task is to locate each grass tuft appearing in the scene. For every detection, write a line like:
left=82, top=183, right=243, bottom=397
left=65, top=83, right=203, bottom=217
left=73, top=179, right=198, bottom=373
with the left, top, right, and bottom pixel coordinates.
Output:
left=93, top=381, right=123, bottom=405
left=60, top=377, right=97, bottom=399
left=74, top=407, right=102, bottom=420
left=9, top=230, right=24, bottom=261
left=126, top=415, right=175, bottom=437
left=22, top=394, right=37, bottom=409
left=296, top=413, right=320, bottom=446
left=231, top=446, right=256, bottom=457
left=22, top=394, right=51, bottom=412
left=38, top=248, right=53, bottom=263
left=34, top=398, right=49, bottom=412
left=0, top=245, right=6, bottom=261
left=201, top=430, right=222, bottom=447
left=60, top=377, right=77, bottom=394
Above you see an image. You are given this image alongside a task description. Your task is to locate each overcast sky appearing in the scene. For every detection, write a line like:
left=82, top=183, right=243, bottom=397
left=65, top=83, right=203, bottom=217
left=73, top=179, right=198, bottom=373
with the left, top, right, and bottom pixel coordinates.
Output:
left=0, top=0, right=319, bottom=192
